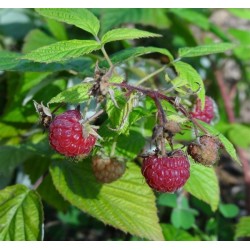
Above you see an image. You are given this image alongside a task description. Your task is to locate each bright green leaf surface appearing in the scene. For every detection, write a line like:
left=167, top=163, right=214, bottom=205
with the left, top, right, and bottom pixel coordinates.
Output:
left=48, top=83, right=92, bottom=104
left=0, top=184, right=43, bottom=240
left=171, top=208, right=195, bottom=229
left=219, top=203, right=239, bottom=218
left=171, top=61, right=205, bottom=108
left=161, top=223, right=199, bottom=241
left=178, top=43, right=236, bottom=58
left=235, top=216, right=250, bottom=239
left=36, top=8, right=100, bottom=36
left=22, top=40, right=101, bottom=63
left=184, top=162, right=220, bottom=211
left=50, top=160, right=163, bottom=240
left=101, top=28, right=161, bottom=44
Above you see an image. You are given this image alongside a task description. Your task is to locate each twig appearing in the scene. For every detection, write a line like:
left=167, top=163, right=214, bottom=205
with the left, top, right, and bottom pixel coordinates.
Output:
left=135, top=65, right=167, bottom=86
left=215, top=69, right=250, bottom=214
left=95, top=36, right=113, bottom=68
left=32, top=171, right=49, bottom=190
left=215, top=70, right=235, bottom=123
left=82, top=109, right=104, bottom=124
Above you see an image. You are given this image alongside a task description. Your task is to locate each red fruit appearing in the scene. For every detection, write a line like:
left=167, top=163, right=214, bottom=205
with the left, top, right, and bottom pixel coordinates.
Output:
left=191, top=96, right=215, bottom=124
left=142, top=152, right=190, bottom=193
left=49, top=110, right=96, bottom=157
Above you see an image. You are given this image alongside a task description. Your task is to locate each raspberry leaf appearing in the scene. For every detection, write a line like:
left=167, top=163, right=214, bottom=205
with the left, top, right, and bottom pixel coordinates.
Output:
left=184, top=162, right=220, bottom=212
left=170, top=61, right=205, bottom=108
left=171, top=208, right=195, bottom=229
left=49, top=83, right=93, bottom=104
left=36, top=8, right=100, bottom=37
left=101, top=46, right=174, bottom=67
left=50, top=160, right=164, bottom=241
left=235, top=216, right=250, bottom=239
left=0, top=184, right=44, bottom=240
left=197, top=120, right=241, bottom=165
left=101, top=28, right=161, bottom=45
left=161, top=223, right=200, bottom=241
left=0, top=50, right=93, bottom=73
left=22, top=40, right=101, bottom=63
left=178, top=43, right=236, bottom=58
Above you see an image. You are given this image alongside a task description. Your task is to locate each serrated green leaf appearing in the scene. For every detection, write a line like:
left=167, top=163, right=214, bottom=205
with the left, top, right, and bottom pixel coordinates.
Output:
left=22, top=29, right=57, bottom=54
left=219, top=203, right=239, bottom=218
left=101, top=28, right=161, bottom=44
left=161, top=223, right=200, bottom=241
left=104, top=46, right=173, bottom=66
left=235, top=216, right=250, bottom=239
left=0, top=50, right=93, bottom=73
left=36, top=8, right=100, bottom=36
left=0, top=184, right=43, bottom=240
left=197, top=120, right=241, bottom=165
left=171, top=61, right=205, bottom=108
left=178, top=43, right=236, bottom=58
left=184, top=162, right=220, bottom=211
left=171, top=208, right=195, bottom=229
left=50, top=160, right=163, bottom=241
left=49, top=83, right=92, bottom=104
left=22, top=40, right=101, bottom=63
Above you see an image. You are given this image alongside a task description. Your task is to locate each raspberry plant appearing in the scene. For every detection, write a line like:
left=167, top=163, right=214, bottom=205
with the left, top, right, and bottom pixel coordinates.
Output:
left=0, top=8, right=248, bottom=241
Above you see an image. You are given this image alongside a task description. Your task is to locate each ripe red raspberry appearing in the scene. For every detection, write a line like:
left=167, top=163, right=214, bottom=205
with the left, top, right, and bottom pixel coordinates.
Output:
left=191, top=96, right=215, bottom=124
left=49, top=110, right=96, bottom=157
left=187, top=135, right=221, bottom=166
left=92, top=157, right=126, bottom=183
left=141, top=151, right=190, bottom=193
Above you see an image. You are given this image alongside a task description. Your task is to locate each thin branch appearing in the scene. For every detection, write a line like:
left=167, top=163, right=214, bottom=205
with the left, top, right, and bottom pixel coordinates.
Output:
left=95, top=36, right=113, bottom=68
left=215, top=69, right=250, bottom=214
left=82, top=109, right=104, bottom=124
left=135, top=65, right=167, bottom=86
left=32, top=171, right=48, bottom=190
left=215, top=70, right=235, bottom=123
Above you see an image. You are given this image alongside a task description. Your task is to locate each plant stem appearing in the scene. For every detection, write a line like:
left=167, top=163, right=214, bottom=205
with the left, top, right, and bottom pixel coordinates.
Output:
left=135, top=65, right=167, bottom=86
left=95, top=36, right=113, bottom=68
left=83, top=109, right=104, bottom=124
left=215, top=69, right=250, bottom=214
left=33, top=171, right=48, bottom=190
